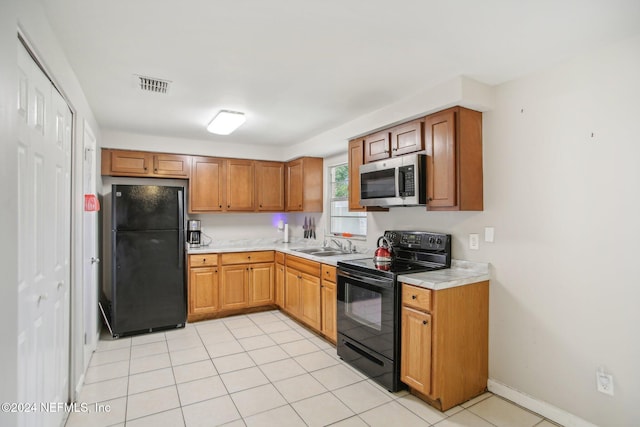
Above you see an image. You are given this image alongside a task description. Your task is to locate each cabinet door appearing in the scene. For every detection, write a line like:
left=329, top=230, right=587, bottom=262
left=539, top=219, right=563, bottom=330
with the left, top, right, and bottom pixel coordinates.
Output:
left=321, top=280, right=337, bottom=342
left=226, top=159, right=255, bottom=211
left=220, top=265, right=249, bottom=310
left=190, top=156, right=225, bottom=212
left=348, top=139, right=365, bottom=212
left=284, top=267, right=301, bottom=316
left=425, top=110, right=457, bottom=208
left=285, top=159, right=303, bottom=211
left=248, top=263, right=274, bottom=306
left=391, top=120, right=424, bottom=157
left=401, top=306, right=432, bottom=395
left=300, top=272, right=321, bottom=330
left=189, top=267, right=218, bottom=316
left=153, top=153, right=191, bottom=178
left=275, top=262, right=285, bottom=308
left=108, top=150, right=151, bottom=176
left=363, top=131, right=390, bottom=163
left=255, top=161, right=285, bottom=211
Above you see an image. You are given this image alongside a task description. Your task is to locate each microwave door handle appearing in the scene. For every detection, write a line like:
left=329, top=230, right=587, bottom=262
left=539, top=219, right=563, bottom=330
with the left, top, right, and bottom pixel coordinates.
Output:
left=397, top=169, right=405, bottom=196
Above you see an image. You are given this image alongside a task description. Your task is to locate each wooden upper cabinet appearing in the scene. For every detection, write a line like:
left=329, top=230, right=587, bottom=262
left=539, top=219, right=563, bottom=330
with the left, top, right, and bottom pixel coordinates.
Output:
left=390, top=119, right=424, bottom=157
left=424, top=107, right=483, bottom=211
left=189, top=156, right=225, bottom=213
left=348, top=139, right=365, bottom=212
left=255, top=161, right=285, bottom=211
left=363, top=130, right=391, bottom=163
left=103, top=149, right=150, bottom=176
left=153, top=153, right=191, bottom=178
left=102, top=149, right=190, bottom=178
left=226, top=159, right=255, bottom=211
left=285, top=157, right=323, bottom=212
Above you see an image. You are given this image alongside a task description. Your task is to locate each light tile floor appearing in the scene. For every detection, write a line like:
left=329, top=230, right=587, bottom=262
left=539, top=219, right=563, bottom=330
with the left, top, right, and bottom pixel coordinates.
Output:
left=66, top=310, right=561, bottom=427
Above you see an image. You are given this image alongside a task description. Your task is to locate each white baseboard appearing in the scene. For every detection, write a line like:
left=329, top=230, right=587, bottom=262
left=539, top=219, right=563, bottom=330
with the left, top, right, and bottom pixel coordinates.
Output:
left=487, top=379, right=598, bottom=427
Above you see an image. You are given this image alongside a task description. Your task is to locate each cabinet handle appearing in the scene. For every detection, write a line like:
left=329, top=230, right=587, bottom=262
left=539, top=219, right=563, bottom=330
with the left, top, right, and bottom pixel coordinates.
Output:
left=248, top=256, right=251, bottom=259
left=227, top=205, right=230, bottom=208
left=214, top=269, right=218, bottom=273
left=202, top=258, right=206, bottom=263
left=412, top=295, right=417, bottom=300
left=219, top=205, right=222, bottom=208
left=259, top=204, right=263, bottom=208
left=154, top=168, right=158, bottom=172
left=422, top=320, right=428, bottom=325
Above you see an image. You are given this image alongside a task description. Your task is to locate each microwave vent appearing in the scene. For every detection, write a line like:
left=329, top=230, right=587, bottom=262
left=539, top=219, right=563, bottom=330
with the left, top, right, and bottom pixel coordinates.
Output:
left=135, top=75, right=171, bottom=94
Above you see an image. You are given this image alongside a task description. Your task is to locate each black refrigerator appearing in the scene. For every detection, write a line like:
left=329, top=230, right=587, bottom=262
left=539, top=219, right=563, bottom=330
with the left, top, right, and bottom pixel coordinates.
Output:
left=109, top=184, right=186, bottom=337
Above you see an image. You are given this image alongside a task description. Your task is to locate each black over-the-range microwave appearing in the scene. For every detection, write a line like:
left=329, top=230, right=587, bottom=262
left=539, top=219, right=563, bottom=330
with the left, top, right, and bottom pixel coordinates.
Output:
left=359, top=153, right=427, bottom=207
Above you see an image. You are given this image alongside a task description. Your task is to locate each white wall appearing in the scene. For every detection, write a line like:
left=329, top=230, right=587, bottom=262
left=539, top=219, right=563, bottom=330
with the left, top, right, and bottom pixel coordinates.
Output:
left=359, top=36, right=640, bottom=426
left=0, top=1, right=20, bottom=425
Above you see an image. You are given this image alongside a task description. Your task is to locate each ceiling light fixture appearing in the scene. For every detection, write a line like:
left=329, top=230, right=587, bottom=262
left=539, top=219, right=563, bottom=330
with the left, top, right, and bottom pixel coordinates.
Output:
left=206, top=110, right=246, bottom=135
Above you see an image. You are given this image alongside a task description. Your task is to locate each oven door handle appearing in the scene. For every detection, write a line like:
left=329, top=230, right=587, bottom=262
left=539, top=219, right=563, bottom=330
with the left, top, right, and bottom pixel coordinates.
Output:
left=338, top=269, right=394, bottom=288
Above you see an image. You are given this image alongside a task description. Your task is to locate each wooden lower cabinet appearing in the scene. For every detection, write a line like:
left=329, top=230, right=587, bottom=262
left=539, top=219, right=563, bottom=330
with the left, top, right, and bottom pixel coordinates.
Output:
left=275, top=252, right=285, bottom=308
left=188, top=251, right=275, bottom=320
left=187, top=251, right=337, bottom=347
left=187, top=254, right=219, bottom=322
left=283, top=255, right=321, bottom=331
left=220, top=251, right=275, bottom=310
left=248, top=263, right=275, bottom=306
left=220, top=265, right=250, bottom=310
left=320, top=264, right=337, bottom=342
left=400, top=281, right=489, bottom=411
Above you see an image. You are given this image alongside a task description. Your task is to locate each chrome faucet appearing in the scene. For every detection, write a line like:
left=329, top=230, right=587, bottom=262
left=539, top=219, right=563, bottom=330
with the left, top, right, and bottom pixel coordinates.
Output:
left=330, top=238, right=343, bottom=251
left=346, top=240, right=355, bottom=253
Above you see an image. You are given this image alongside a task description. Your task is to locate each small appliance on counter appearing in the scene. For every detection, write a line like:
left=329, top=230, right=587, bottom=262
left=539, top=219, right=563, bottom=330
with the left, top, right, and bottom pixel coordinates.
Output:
left=187, top=220, right=201, bottom=246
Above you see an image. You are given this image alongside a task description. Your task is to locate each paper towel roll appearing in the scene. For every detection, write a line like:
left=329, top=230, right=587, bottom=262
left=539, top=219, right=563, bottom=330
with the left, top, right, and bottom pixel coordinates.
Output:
left=283, top=224, right=289, bottom=243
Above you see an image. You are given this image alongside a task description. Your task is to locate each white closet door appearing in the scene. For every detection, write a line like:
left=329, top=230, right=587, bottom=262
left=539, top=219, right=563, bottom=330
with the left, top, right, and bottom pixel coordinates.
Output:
left=17, top=41, right=72, bottom=427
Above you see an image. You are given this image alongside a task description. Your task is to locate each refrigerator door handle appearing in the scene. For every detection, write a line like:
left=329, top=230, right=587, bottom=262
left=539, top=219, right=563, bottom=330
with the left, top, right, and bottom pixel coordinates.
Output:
left=178, top=189, right=184, bottom=269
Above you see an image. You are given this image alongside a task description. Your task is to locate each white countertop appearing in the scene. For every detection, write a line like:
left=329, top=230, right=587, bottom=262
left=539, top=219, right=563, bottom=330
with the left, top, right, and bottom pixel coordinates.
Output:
left=187, top=239, right=489, bottom=287
left=398, top=260, right=490, bottom=290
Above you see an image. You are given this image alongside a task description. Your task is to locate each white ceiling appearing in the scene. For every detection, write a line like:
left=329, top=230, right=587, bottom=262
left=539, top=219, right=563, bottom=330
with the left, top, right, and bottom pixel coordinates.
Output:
left=40, top=0, right=640, bottom=149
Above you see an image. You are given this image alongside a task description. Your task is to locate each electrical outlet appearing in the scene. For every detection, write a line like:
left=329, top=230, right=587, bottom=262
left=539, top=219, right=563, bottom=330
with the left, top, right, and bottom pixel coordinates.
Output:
left=469, top=234, right=479, bottom=250
left=596, top=371, right=614, bottom=396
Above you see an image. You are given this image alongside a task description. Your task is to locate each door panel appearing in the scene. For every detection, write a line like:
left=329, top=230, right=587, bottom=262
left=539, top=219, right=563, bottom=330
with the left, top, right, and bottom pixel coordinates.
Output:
left=17, top=41, right=71, bottom=427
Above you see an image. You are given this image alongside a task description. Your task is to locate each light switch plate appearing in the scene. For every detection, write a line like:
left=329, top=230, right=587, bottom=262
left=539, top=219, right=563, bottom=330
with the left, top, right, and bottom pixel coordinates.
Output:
left=484, top=227, right=495, bottom=243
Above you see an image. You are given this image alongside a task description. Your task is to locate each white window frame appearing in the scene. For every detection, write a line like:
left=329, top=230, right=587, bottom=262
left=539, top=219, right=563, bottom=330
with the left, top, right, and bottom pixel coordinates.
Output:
left=327, top=162, right=367, bottom=239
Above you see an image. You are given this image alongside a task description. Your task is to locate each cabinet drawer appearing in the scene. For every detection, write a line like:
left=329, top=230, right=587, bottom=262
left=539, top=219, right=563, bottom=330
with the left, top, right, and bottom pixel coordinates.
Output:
left=275, top=251, right=285, bottom=264
left=221, top=251, right=275, bottom=265
left=286, top=255, right=321, bottom=277
left=321, top=264, right=337, bottom=283
left=402, top=283, right=432, bottom=312
left=189, top=254, right=218, bottom=267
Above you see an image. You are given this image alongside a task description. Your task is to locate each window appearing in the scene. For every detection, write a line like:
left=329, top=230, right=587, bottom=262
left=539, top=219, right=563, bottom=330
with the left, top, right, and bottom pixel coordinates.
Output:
left=329, top=163, right=367, bottom=237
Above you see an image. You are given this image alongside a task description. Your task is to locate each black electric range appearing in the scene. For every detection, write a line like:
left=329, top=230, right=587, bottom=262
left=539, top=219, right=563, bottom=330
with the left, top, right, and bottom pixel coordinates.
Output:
left=336, top=230, right=451, bottom=392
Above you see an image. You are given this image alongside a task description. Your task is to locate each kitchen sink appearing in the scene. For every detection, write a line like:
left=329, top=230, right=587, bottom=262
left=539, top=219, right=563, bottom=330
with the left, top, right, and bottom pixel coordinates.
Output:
left=307, top=250, right=344, bottom=257
left=293, top=247, right=337, bottom=254
left=293, top=247, right=347, bottom=256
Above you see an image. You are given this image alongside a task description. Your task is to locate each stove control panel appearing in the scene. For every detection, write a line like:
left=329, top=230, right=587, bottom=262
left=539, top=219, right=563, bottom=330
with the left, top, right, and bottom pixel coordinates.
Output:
left=384, top=230, right=450, bottom=251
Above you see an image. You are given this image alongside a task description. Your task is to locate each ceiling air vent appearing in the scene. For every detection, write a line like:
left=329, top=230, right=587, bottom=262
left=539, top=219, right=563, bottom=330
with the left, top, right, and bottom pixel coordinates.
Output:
left=135, top=75, right=171, bottom=94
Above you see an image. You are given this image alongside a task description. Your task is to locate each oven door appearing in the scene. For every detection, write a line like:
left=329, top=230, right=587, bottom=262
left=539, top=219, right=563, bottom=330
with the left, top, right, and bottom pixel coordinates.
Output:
left=337, top=267, right=397, bottom=360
